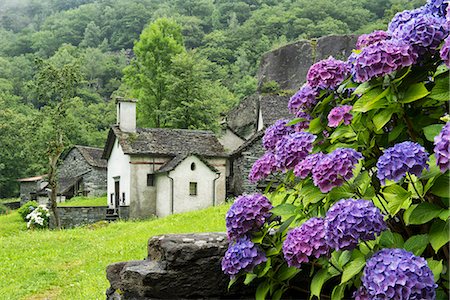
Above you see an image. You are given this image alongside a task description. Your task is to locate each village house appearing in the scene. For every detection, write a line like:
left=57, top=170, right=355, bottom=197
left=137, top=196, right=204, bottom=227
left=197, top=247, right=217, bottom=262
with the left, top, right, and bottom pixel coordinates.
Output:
left=17, top=174, right=48, bottom=205
left=102, top=98, right=228, bottom=219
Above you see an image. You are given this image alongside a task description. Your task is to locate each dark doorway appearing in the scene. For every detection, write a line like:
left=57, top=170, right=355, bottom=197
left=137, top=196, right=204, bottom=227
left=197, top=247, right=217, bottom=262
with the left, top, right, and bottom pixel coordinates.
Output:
left=114, top=180, right=120, bottom=213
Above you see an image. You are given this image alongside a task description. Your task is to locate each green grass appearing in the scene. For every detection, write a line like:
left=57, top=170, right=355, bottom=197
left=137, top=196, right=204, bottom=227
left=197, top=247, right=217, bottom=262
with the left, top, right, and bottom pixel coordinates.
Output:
left=0, top=198, right=20, bottom=204
left=58, top=196, right=107, bottom=207
left=0, top=203, right=230, bottom=300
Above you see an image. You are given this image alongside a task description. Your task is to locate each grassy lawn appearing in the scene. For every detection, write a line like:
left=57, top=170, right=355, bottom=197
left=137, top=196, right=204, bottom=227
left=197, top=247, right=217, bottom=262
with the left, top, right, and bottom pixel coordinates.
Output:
left=58, top=196, right=107, bottom=207
left=0, top=204, right=230, bottom=300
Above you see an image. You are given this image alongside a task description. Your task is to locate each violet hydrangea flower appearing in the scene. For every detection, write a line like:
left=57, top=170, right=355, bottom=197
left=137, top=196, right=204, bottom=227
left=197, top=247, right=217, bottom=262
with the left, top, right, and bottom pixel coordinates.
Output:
left=225, top=193, right=273, bottom=240
left=294, top=111, right=312, bottom=132
left=440, top=36, right=450, bottom=67
left=325, top=199, right=386, bottom=251
left=377, top=141, right=430, bottom=185
left=262, top=119, right=295, bottom=150
left=425, top=0, right=449, bottom=17
left=434, top=122, right=450, bottom=172
left=312, top=148, right=363, bottom=193
left=392, top=13, right=448, bottom=54
left=307, top=56, right=350, bottom=90
left=282, top=217, right=329, bottom=268
left=288, top=84, right=319, bottom=113
left=356, top=30, right=391, bottom=49
left=294, top=152, right=324, bottom=179
left=353, top=287, right=369, bottom=300
left=221, top=236, right=267, bottom=277
left=275, top=132, right=316, bottom=171
left=327, top=105, right=353, bottom=128
left=249, top=152, right=278, bottom=183
left=353, top=39, right=418, bottom=83
left=388, top=8, right=425, bottom=34
left=361, top=249, right=437, bottom=299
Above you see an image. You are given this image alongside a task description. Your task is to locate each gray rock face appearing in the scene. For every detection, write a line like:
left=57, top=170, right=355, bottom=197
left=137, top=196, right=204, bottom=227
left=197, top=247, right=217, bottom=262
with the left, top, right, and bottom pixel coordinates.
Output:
left=106, top=233, right=253, bottom=299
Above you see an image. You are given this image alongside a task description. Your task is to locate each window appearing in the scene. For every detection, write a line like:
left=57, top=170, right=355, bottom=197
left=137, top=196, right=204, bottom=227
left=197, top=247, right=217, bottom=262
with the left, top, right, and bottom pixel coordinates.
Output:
left=110, top=193, right=114, bottom=205
left=147, top=174, right=155, bottom=186
left=122, top=192, right=126, bottom=205
left=191, top=162, right=196, bottom=171
left=189, top=182, right=198, bottom=196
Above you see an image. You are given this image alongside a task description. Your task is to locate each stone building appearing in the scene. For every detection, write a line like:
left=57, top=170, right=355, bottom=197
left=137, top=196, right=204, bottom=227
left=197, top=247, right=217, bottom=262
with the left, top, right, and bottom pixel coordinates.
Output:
left=17, top=174, right=48, bottom=205
left=102, top=98, right=228, bottom=219
left=226, top=34, right=358, bottom=196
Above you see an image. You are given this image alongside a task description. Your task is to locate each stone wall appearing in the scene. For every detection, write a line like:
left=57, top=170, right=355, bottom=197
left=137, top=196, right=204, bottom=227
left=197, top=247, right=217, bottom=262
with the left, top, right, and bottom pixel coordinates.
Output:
left=52, top=206, right=108, bottom=229
left=19, top=181, right=39, bottom=204
left=106, top=233, right=254, bottom=299
left=4, top=201, right=20, bottom=210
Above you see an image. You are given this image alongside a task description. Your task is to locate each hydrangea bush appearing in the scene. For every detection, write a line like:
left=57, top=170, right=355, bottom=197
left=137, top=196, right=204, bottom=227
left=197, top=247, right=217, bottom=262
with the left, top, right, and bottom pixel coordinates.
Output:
left=223, top=1, right=449, bottom=299
left=26, top=205, right=50, bottom=229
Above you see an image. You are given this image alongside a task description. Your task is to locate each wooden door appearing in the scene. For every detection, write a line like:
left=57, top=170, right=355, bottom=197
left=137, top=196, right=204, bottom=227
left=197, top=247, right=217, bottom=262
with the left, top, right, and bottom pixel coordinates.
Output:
left=114, top=180, right=120, bottom=213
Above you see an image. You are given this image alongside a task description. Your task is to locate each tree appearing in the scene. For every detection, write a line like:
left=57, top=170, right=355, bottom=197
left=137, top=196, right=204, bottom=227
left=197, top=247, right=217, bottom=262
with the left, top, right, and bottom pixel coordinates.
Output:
left=123, top=18, right=185, bottom=128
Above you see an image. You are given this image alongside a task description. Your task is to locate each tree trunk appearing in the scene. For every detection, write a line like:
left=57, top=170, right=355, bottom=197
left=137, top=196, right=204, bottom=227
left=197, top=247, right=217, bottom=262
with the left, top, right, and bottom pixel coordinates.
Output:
left=48, top=154, right=61, bottom=229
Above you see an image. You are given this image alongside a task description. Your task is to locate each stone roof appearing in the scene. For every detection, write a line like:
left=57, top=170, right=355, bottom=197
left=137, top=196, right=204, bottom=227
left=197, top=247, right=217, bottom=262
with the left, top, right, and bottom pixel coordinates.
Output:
left=17, top=174, right=47, bottom=182
left=231, top=130, right=265, bottom=157
left=157, top=154, right=219, bottom=174
left=103, top=126, right=227, bottom=159
left=73, top=145, right=107, bottom=168
left=260, top=94, right=292, bottom=126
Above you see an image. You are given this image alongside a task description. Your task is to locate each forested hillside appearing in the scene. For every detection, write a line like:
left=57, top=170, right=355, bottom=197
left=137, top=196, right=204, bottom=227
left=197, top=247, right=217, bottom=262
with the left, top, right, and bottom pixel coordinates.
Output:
left=0, top=0, right=424, bottom=197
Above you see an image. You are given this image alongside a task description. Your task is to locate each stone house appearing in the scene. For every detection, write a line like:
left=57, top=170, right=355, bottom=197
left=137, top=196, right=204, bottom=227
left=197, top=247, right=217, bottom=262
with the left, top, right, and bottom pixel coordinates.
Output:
left=17, top=174, right=48, bottom=205
left=102, top=98, right=228, bottom=219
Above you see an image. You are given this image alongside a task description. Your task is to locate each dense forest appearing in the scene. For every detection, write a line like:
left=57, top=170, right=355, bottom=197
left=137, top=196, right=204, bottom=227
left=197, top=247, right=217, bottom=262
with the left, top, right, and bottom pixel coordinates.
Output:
left=0, top=0, right=424, bottom=197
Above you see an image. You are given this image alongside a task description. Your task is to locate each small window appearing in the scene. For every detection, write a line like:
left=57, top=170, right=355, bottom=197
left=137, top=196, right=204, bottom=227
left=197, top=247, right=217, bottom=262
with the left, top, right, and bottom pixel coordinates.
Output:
left=122, top=192, right=126, bottom=205
left=110, top=193, right=114, bottom=205
left=189, top=182, right=198, bottom=196
left=147, top=174, right=155, bottom=186
left=191, top=162, right=196, bottom=171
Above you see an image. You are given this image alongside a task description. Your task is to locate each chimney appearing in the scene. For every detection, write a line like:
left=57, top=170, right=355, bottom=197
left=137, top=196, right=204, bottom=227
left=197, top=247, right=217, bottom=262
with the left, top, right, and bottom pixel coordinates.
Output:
left=116, top=97, right=137, bottom=133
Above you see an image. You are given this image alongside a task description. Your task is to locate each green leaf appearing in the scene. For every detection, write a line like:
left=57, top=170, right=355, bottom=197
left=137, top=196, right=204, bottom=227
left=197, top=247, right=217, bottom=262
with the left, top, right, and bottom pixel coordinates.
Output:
left=373, top=109, right=394, bottom=131
left=382, top=184, right=412, bottom=216
left=310, top=269, right=333, bottom=300
left=244, top=273, right=257, bottom=285
left=430, top=174, right=450, bottom=198
left=258, top=258, right=272, bottom=277
left=286, top=118, right=302, bottom=126
left=407, top=203, right=443, bottom=225
left=423, top=124, right=444, bottom=142
left=429, top=219, right=450, bottom=252
left=434, top=64, right=448, bottom=77
left=309, top=117, right=323, bottom=134
left=277, top=216, right=295, bottom=234
left=399, top=83, right=430, bottom=103
left=429, top=76, right=450, bottom=101
left=255, top=281, right=271, bottom=300
left=277, top=265, right=300, bottom=281
left=272, top=288, right=285, bottom=300
left=439, top=209, right=450, bottom=221
left=301, top=185, right=326, bottom=206
left=341, top=256, right=366, bottom=284
left=271, top=203, right=297, bottom=217
left=328, top=185, right=355, bottom=201
left=337, top=251, right=352, bottom=268
left=353, top=81, right=372, bottom=95
left=353, top=87, right=390, bottom=112
left=404, top=234, right=429, bottom=256
left=331, top=284, right=346, bottom=300
left=379, top=230, right=404, bottom=248
left=426, top=259, right=443, bottom=282
left=228, top=277, right=237, bottom=289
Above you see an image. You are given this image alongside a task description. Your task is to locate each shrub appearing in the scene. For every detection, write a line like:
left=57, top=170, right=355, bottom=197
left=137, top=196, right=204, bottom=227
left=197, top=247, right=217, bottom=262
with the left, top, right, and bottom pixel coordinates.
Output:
left=260, top=80, right=280, bottom=94
left=17, top=201, right=39, bottom=221
left=26, top=205, right=50, bottom=229
left=223, top=1, right=450, bottom=299
left=0, top=204, right=10, bottom=215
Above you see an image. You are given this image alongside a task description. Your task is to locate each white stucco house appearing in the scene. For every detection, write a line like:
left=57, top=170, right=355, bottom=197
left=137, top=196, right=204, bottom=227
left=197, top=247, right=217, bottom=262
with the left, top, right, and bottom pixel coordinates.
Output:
left=102, top=98, right=228, bottom=219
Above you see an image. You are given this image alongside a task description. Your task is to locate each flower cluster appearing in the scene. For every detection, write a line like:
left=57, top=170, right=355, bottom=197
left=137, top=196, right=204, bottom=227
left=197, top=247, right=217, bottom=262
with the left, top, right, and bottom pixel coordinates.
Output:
left=288, top=84, right=319, bottom=113
left=425, top=0, right=449, bottom=17
left=283, top=218, right=328, bottom=268
left=262, top=119, right=295, bottom=150
left=325, top=199, right=386, bottom=251
left=441, top=36, right=450, bottom=67
left=377, top=141, right=430, bottom=184
left=275, top=132, right=316, bottom=171
left=248, top=152, right=278, bottom=183
left=392, top=13, right=448, bottom=54
left=26, top=205, right=50, bottom=229
left=225, top=194, right=272, bottom=240
left=294, top=111, right=312, bottom=131
left=294, top=152, right=324, bottom=179
left=327, top=105, right=353, bottom=128
left=352, top=39, right=418, bottom=83
left=306, top=57, right=350, bottom=90
left=221, top=237, right=267, bottom=277
left=388, top=8, right=424, bottom=34
left=312, top=148, right=363, bottom=192
left=360, top=249, right=437, bottom=299
left=356, top=30, right=391, bottom=49
left=434, top=122, right=450, bottom=172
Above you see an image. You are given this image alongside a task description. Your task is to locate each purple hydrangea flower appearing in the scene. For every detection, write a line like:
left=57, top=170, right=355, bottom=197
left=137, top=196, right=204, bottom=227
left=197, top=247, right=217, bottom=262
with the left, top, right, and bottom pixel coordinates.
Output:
left=327, top=105, right=353, bottom=128
left=434, top=122, right=450, bottom=172
left=356, top=30, right=391, bottom=49
left=307, top=56, right=350, bottom=90
left=361, top=249, right=437, bottom=299
left=249, top=152, right=278, bottom=183
left=392, top=13, right=448, bottom=54
left=288, top=84, right=319, bottom=113
left=283, top=217, right=329, bottom=268
left=275, top=132, right=316, bottom=171
left=221, top=236, right=267, bottom=277
left=425, top=0, right=449, bottom=17
left=353, top=287, right=369, bottom=300
left=388, top=8, right=425, bottom=34
left=312, top=148, right=363, bottom=193
left=377, top=141, right=430, bottom=185
left=441, top=36, right=450, bottom=67
left=263, top=119, right=295, bottom=151
left=294, top=152, right=324, bottom=179
left=353, top=39, right=418, bottom=83
left=325, top=199, right=386, bottom=251
left=225, top=193, right=273, bottom=240
left=294, top=111, right=312, bottom=132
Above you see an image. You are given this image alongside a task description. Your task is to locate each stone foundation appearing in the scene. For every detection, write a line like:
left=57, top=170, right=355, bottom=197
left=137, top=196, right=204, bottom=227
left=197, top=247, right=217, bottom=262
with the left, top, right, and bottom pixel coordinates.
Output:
left=51, top=206, right=108, bottom=229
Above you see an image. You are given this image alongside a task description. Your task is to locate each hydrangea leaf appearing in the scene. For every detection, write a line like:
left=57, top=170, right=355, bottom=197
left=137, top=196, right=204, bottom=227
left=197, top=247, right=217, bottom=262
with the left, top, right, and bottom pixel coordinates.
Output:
left=429, top=76, right=450, bottom=101
left=331, top=284, right=346, bottom=300
left=277, top=265, right=300, bottom=281
left=341, top=256, right=366, bottom=284
left=382, top=184, right=412, bottom=216
left=373, top=109, right=395, bottom=131
left=429, top=219, right=450, bottom=252
left=379, top=230, right=404, bottom=248
left=407, top=203, right=444, bottom=225
left=404, top=234, right=429, bottom=256
left=423, top=124, right=444, bottom=142
left=439, top=210, right=450, bottom=221
left=271, top=203, right=297, bottom=218
left=353, top=87, right=390, bottom=113
left=399, top=82, right=430, bottom=103
left=255, top=281, right=270, bottom=300
left=310, top=269, right=335, bottom=300
left=430, top=173, right=450, bottom=198
left=426, top=258, right=443, bottom=282
left=244, top=273, right=257, bottom=285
